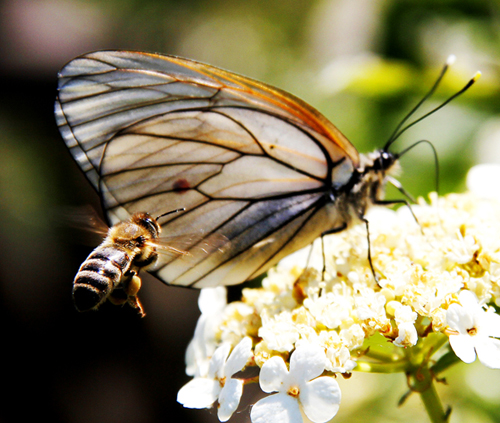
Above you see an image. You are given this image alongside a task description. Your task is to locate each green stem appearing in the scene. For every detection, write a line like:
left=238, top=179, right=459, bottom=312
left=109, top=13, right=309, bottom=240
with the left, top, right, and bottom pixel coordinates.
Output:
left=419, top=379, right=448, bottom=423
left=356, top=359, right=408, bottom=373
left=408, top=365, right=449, bottom=423
left=364, top=348, right=404, bottom=362
left=420, top=333, right=449, bottom=359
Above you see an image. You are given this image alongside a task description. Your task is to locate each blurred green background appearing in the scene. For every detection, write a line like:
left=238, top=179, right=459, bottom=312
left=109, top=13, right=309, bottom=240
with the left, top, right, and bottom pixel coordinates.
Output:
left=0, top=0, right=499, bottom=422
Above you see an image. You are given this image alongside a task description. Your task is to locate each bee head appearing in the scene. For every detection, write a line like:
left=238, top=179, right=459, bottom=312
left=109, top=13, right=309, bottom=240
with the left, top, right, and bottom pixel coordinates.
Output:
left=130, top=212, right=161, bottom=238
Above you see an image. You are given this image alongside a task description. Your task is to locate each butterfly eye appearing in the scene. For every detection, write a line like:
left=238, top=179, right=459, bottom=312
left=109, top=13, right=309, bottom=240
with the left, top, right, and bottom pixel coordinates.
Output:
left=374, top=151, right=394, bottom=172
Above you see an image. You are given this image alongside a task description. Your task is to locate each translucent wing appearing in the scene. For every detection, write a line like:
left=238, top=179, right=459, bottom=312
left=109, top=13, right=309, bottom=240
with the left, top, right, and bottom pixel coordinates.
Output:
left=55, top=50, right=358, bottom=288
left=151, top=232, right=228, bottom=260
left=59, top=205, right=110, bottom=237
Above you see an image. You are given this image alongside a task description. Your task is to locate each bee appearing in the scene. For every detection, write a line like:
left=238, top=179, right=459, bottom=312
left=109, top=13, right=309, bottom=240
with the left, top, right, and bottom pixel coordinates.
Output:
left=73, top=209, right=187, bottom=317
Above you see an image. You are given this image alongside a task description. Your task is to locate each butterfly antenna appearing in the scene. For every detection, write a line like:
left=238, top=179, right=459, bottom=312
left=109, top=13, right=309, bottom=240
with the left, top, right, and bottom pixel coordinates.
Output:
left=385, top=57, right=481, bottom=152
left=397, top=139, right=440, bottom=195
left=389, top=140, right=441, bottom=236
left=388, top=70, right=481, bottom=150
left=156, top=207, right=186, bottom=221
left=384, top=55, right=456, bottom=152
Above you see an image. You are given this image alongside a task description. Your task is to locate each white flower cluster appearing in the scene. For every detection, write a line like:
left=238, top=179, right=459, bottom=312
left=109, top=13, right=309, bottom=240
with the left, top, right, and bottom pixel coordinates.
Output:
left=178, top=183, right=500, bottom=422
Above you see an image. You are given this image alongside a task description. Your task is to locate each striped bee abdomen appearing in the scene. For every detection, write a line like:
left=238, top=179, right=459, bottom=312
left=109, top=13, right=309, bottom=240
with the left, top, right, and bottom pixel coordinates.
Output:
left=72, top=246, right=131, bottom=312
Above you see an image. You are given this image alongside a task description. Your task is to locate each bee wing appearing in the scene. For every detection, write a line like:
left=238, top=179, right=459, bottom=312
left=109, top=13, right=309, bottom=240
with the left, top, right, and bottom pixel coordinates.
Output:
left=150, top=232, right=229, bottom=258
left=58, top=204, right=110, bottom=246
left=55, top=50, right=358, bottom=288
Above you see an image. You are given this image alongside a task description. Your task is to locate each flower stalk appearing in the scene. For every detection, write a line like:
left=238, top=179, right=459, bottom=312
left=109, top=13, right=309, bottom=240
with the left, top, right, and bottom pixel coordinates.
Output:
left=410, top=367, right=449, bottom=423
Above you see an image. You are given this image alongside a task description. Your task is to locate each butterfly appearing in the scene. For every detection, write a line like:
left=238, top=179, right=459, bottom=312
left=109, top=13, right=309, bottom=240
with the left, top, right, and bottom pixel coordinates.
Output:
left=55, top=51, right=475, bottom=291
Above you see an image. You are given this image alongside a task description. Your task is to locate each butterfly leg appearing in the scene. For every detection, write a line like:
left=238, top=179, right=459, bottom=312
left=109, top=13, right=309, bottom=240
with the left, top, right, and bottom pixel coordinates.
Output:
left=292, top=243, right=322, bottom=303
left=360, top=217, right=379, bottom=285
left=321, top=223, right=347, bottom=280
left=323, top=220, right=380, bottom=287
left=301, top=242, right=314, bottom=272
left=375, top=198, right=419, bottom=224
left=386, top=176, right=417, bottom=203
left=363, top=198, right=420, bottom=286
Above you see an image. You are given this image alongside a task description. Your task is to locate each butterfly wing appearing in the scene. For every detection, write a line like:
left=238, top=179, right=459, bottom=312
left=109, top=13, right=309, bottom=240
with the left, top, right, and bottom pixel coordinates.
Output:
left=55, top=50, right=359, bottom=288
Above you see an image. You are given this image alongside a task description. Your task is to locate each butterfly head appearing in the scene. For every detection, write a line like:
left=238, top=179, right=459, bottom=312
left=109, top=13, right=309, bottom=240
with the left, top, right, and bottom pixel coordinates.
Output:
left=373, top=150, right=398, bottom=174
left=359, top=149, right=400, bottom=182
left=343, top=148, right=402, bottom=215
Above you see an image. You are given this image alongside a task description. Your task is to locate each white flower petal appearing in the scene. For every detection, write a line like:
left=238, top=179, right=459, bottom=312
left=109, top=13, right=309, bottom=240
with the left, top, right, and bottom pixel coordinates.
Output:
left=199, top=286, right=227, bottom=314
left=177, top=378, right=220, bottom=408
left=446, top=304, right=473, bottom=334
left=394, top=322, right=418, bottom=347
left=477, top=311, right=500, bottom=338
left=259, top=319, right=300, bottom=352
left=449, top=334, right=477, bottom=363
left=209, top=343, right=231, bottom=378
left=475, top=336, right=500, bottom=369
left=259, top=356, right=289, bottom=393
left=467, top=164, right=500, bottom=198
left=225, top=337, right=253, bottom=377
left=185, top=338, right=198, bottom=376
left=218, top=378, right=244, bottom=422
left=300, top=377, right=341, bottom=423
left=458, top=290, right=481, bottom=313
left=289, top=344, right=326, bottom=383
left=185, top=317, right=213, bottom=377
left=251, top=393, right=302, bottom=423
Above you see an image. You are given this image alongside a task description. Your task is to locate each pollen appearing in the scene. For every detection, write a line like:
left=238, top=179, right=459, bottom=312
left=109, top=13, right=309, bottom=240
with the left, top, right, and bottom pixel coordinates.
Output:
left=287, top=386, right=300, bottom=397
left=467, top=327, right=478, bottom=336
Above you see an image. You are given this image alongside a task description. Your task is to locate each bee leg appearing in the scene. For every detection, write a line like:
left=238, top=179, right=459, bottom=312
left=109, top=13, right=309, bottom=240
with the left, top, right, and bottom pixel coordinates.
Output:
left=123, top=271, right=146, bottom=318
left=108, top=288, right=128, bottom=306
left=127, top=294, right=146, bottom=318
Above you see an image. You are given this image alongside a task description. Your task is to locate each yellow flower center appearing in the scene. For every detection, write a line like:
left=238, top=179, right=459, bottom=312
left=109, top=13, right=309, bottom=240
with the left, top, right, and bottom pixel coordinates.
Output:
left=287, top=386, right=300, bottom=397
left=467, top=327, right=477, bottom=336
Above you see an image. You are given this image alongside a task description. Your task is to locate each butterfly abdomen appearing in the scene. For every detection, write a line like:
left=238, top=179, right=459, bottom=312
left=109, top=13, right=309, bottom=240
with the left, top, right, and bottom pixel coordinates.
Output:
left=72, top=246, right=131, bottom=312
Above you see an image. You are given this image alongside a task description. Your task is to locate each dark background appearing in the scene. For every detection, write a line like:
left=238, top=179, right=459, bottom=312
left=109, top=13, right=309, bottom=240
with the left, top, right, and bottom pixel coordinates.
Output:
left=1, top=0, right=499, bottom=422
